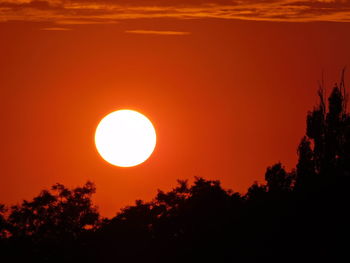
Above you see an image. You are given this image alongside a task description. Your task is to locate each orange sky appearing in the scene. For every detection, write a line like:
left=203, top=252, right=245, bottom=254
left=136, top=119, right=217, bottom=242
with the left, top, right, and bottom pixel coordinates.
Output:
left=1, top=0, right=350, bottom=217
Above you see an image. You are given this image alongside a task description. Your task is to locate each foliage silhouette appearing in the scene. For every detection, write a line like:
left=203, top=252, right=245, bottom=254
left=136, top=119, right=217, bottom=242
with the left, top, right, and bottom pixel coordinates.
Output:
left=265, top=162, right=293, bottom=193
left=1, top=182, right=99, bottom=262
left=0, top=204, right=7, bottom=239
left=1, top=74, right=350, bottom=262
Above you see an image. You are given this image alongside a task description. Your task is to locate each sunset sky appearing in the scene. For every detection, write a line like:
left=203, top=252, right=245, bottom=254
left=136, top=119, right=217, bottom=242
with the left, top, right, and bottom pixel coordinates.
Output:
left=1, top=0, right=350, bottom=217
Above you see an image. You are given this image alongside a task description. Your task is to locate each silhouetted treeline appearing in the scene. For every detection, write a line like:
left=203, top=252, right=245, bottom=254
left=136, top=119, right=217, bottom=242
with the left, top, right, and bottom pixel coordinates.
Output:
left=1, top=75, right=350, bottom=262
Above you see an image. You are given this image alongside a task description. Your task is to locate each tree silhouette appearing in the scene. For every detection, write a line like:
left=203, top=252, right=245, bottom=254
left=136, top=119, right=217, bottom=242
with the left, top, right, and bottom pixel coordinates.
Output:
left=246, top=181, right=267, bottom=200
left=265, top=162, right=293, bottom=193
left=0, top=204, right=7, bottom=239
left=304, top=72, right=349, bottom=180
left=295, top=136, right=315, bottom=191
left=1, top=182, right=100, bottom=262
left=7, top=181, right=99, bottom=241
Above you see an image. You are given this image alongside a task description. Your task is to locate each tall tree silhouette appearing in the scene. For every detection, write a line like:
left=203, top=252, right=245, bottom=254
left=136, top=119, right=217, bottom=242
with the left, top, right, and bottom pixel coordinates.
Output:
left=301, top=71, right=349, bottom=183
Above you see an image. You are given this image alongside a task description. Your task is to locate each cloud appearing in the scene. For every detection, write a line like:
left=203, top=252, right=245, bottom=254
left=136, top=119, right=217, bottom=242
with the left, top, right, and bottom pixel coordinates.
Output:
left=0, top=0, right=350, bottom=23
left=40, top=26, right=71, bottom=30
left=125, top=29, right=190, bottom=35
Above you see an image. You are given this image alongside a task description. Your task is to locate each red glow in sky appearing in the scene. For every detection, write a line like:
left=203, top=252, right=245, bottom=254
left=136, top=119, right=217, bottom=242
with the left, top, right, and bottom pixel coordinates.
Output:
left=1, top=0, right=350, bottom=217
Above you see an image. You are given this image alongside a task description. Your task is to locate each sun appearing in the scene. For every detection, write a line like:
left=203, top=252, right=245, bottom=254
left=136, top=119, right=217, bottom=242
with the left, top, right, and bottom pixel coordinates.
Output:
left=95, top=109, right=157, bottom=167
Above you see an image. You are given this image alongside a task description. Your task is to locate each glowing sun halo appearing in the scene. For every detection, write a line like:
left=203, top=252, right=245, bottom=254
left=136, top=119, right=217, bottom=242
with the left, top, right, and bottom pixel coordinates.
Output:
left=95, top=110, right=157, bottom=167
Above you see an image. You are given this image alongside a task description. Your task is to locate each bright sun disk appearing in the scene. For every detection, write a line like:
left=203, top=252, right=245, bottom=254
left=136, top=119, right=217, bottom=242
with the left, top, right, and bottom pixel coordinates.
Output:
left=95, top=109, right=156, bottom=167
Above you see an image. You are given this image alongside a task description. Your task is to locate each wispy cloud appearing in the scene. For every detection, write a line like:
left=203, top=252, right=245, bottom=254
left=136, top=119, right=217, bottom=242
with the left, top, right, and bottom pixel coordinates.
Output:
left=125, top=30, right=190, bottom=35
left=40, top=27, right=71, bottom=30
left=0, top=0, right=349, bottom=24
